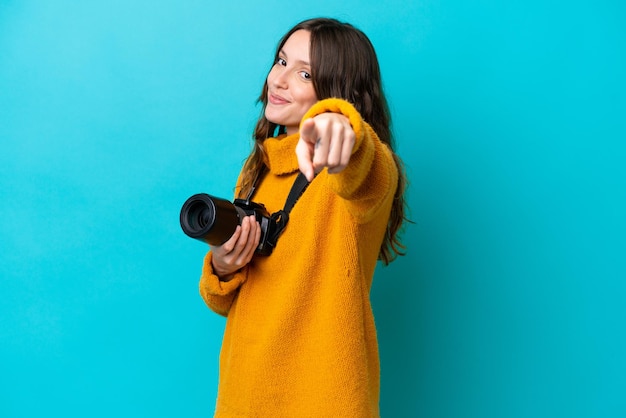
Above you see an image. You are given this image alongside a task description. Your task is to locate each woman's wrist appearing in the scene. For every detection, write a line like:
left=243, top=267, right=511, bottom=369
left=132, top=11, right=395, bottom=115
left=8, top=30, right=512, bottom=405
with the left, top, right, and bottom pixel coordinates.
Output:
left=211, top=258, right=237, bottom=282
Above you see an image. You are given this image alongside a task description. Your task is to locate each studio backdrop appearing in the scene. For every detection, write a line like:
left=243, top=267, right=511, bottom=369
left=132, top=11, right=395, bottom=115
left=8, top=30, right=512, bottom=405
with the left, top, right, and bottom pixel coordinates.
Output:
left=1, top=1, right=624, bottom=417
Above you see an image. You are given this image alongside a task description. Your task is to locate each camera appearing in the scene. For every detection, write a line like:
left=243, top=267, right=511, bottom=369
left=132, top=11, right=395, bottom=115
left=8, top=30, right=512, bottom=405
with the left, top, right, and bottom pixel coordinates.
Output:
left=179, top=194, right=277, bottom=256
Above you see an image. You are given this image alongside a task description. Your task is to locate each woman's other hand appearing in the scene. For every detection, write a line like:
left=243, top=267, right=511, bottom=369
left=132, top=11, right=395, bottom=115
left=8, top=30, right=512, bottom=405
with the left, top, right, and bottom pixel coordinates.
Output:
left=296, top=113, right=356, bottom=182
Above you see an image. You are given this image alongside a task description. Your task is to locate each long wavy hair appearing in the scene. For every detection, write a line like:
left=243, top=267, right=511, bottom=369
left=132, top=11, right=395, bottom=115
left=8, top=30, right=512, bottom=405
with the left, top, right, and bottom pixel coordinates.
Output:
left=238, top=17, right=408, bottom=264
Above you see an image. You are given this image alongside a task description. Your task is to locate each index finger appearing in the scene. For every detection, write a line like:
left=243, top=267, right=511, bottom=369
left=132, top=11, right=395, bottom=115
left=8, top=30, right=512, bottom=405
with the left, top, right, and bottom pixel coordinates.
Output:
left=299, top=118, right=318, bottom=144
left=211, top=223, right=242, bottom=255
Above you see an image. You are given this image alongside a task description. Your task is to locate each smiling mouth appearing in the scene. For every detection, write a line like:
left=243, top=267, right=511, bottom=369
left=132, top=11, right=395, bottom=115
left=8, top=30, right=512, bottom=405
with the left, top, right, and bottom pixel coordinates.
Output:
left=268, top=93, right=289, bottom=105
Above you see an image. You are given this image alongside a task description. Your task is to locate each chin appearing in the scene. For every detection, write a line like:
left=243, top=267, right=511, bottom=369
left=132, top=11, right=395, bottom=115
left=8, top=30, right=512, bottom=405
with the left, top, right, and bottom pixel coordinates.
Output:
left=264, top=109, right=281, bottom=124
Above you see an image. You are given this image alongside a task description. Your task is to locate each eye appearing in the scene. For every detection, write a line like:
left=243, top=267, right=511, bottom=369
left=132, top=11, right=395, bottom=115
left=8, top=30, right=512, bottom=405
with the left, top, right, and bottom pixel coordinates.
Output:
left=276, top=57, right=287, bottom=66
left=300, top=71, right=312, bottom=80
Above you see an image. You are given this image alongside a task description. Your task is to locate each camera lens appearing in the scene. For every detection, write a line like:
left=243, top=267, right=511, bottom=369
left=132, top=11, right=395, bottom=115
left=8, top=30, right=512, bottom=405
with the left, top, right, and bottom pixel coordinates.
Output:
left=189, top=201, right=214, bottom=230
left=180, top=193, right=241, bottom=246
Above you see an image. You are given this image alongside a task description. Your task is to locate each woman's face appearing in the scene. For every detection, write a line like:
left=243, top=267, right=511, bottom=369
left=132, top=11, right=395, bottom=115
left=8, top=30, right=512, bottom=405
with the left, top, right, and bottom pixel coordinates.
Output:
left=265, top=30, right=318, bottom=136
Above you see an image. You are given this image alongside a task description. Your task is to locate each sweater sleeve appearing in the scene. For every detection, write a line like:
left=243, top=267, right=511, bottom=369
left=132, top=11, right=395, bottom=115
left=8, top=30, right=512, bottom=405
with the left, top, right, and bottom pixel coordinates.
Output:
left=300, top=98, right=398, bottom=223
left=198, top=250, right=248, bottom=317
left=197, top=173, right=250, bottom=317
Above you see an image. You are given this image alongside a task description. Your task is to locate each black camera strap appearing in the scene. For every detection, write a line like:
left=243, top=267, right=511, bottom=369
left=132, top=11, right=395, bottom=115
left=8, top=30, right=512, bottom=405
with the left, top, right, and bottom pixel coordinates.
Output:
left=265, top=171, right=314, bottom=249
left=284, top=172, right=312, bottom=214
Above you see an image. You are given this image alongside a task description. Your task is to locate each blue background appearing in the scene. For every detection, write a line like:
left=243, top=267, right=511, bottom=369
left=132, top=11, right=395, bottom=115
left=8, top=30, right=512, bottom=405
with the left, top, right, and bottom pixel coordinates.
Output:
left=1, top=1, right=624, bottom=417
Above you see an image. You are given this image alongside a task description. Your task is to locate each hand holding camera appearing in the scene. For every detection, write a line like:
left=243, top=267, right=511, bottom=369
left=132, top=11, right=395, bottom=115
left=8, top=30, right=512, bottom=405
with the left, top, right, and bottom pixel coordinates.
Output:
left=179, top=173, right=312, bottom=277
left=210, top=214, right=261, bottom=279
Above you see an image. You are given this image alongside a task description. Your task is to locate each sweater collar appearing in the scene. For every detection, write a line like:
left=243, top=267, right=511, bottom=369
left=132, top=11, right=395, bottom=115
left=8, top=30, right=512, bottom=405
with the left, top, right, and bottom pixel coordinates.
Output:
left=264, top=133, right=300, bottom=175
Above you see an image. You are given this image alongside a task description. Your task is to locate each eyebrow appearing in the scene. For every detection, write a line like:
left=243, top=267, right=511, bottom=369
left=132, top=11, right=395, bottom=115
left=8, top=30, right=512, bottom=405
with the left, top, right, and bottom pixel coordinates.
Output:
left=279, top=49, right=310, bottom=66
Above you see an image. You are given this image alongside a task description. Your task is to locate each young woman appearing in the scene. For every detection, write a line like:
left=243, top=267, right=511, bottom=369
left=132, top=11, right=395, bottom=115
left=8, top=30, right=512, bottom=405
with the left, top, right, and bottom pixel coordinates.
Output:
left=198, top=17, right=408, bottom=417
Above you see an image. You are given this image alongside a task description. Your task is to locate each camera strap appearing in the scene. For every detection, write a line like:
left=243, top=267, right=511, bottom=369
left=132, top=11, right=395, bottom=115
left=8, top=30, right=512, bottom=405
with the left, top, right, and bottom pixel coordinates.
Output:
left=265, top=171, right=314, bottom=249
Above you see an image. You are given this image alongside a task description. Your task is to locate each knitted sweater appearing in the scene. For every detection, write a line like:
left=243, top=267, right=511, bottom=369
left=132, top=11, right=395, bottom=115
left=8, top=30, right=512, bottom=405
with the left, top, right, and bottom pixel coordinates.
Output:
left=199, top=98, right=398, bottom=417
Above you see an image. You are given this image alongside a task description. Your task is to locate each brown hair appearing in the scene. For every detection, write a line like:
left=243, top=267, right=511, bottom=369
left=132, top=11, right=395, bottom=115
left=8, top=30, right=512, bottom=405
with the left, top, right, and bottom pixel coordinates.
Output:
left=239, top=17, right=408, bottom=264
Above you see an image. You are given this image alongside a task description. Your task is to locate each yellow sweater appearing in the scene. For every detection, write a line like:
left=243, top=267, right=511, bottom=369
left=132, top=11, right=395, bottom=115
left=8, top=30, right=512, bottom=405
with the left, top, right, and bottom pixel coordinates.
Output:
left=199, top=99, right=398, bottom=417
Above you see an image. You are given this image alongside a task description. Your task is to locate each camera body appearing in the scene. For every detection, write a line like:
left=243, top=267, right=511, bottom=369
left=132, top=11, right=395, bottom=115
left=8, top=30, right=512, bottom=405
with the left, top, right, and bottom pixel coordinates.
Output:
left=179, top=193, right=275, bottom=256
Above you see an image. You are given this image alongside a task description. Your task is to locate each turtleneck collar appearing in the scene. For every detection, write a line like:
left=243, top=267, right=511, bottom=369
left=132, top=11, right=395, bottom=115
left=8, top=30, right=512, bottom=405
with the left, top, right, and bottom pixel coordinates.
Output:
left=263, top=133, right=300, bottom=175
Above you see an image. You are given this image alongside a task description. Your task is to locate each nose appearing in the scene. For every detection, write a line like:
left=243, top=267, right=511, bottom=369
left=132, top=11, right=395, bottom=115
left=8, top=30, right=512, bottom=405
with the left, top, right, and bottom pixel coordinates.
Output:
left=269, top=66, right=288, bottom=89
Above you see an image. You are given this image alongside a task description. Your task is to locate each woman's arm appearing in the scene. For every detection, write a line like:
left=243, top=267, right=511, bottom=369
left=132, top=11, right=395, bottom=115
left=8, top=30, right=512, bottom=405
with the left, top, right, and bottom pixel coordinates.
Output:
left=296, top=98, right=398, bottom=223
left=199, top=213, right=261, bottom=316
